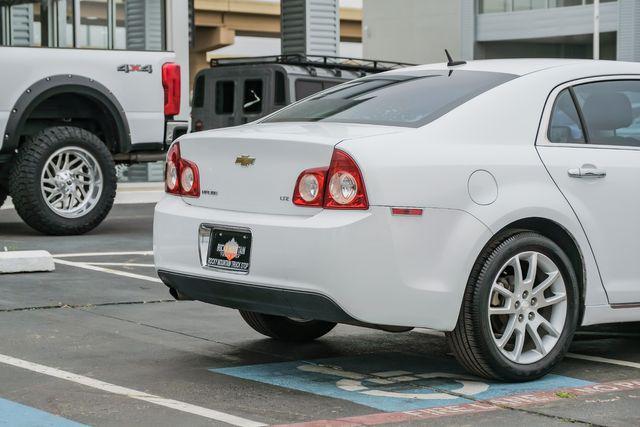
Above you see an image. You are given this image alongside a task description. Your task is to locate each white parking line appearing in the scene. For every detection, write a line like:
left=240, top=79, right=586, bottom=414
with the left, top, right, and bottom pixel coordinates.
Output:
left=0, top=353, right=266, bottom=427
left=52, top=251, right=154, bottom=258
left=566, top=353, right=640, bottom=369
left=53, top=258, right=161, bottom=283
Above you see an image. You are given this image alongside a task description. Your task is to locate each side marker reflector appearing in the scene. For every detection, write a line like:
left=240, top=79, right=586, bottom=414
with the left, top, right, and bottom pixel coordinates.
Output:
left=391, top=208, right=423, bottom=216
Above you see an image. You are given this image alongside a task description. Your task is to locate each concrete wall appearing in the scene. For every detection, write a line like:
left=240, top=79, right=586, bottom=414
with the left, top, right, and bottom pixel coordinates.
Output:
left=362, top=0, right=461, bottom=64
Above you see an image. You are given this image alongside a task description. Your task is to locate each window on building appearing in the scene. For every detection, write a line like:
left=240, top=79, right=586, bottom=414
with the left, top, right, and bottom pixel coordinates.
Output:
left=480, top=0, right=616, bottom=13
left=573, top=80, right=640, bottom=147
left=78, top=0, right=108, bottom=49
left=243, top=80, right=263, bottom=114
left=0, top=1, right=43, bottom=47
left=548, top=89, right=585, bottom=144
left=479, top=0, right=510, bottom=13
left=215, top=81, right=235, bottom=115
left=0, top=0, right=164, bottom=50
left=274, top=71, right=286, bottom=105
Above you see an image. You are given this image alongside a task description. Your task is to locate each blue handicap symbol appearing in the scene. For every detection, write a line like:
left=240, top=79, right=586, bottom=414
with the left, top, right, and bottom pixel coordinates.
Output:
left=211, top=352, right=593, bottom=412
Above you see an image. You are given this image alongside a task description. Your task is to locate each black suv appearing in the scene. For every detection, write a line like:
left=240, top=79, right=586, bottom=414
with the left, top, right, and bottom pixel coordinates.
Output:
left=191, top=55, right=412, bottom=131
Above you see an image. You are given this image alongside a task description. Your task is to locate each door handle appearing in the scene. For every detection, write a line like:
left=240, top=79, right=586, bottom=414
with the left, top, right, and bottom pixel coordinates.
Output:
left=567, top=167, right=607, bottom=178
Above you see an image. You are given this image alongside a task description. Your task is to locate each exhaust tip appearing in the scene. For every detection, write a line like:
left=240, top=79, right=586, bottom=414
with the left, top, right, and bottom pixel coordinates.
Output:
left=169, top=287, right=192, bottom=301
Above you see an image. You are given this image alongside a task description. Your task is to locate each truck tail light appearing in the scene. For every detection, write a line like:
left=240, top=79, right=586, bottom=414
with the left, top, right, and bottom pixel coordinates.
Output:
left=162, top=62, right=181, bottom=116
left=292, top=149, right=368, bottom=210
left=165, top=142, right=200, bottom=198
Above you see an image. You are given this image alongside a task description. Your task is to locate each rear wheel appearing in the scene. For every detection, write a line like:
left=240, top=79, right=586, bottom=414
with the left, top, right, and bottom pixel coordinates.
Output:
left=239, top=310, right=336, bottom=342
left=9, top=126, right=116, bottom=235
left=446, top=232, right=579, bottom=381
left=0, top=188, right=6, bottom=208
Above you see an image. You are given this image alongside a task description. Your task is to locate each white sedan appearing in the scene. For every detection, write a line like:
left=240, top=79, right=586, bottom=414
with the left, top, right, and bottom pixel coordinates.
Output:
left=154, top=59, right=640, bottom=381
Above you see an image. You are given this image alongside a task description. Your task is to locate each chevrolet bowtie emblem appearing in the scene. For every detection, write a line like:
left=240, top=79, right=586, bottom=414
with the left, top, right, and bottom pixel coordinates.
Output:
left=235, top=155, right=255, bottom=167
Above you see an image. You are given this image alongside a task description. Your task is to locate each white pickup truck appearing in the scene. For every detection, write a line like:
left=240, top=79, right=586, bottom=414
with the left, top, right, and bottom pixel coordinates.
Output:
left=0, top=0, right=189, bottom=235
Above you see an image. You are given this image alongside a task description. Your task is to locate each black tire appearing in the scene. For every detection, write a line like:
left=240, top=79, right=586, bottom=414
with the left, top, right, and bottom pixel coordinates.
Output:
left=446, top=231, right=579, bottom=382
left=9, top=126, right=116, bottom=235
left=0, top=188, right=6, bottom=209
left=239, top=310, right=336, bottom=342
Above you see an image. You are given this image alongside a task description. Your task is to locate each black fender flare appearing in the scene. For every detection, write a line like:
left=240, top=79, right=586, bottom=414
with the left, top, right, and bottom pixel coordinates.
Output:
left=2, top=74, right=131, bottom=154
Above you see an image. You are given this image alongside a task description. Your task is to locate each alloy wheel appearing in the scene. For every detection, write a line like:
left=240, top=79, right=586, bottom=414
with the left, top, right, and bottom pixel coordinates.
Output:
left=40, top=146, right=104, bottom=219
left=488, top=251, right=568, bottom=364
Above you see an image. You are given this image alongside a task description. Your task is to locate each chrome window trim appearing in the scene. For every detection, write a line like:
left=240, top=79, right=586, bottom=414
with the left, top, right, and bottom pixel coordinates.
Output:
left=536, top=74, right=640, bottom=152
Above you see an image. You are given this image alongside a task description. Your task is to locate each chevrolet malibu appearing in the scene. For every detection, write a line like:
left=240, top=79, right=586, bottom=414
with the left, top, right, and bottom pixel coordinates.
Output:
left=154, top=59, right=640, bottom=381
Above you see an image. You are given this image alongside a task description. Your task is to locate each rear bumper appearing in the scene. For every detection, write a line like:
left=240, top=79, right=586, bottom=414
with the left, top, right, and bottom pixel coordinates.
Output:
left=153, top=196, right=492, bottom=330
left=157, top=270, right=356, bottom=323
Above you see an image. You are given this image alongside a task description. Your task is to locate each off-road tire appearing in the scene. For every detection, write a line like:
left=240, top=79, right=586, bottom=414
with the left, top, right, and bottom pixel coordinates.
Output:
left=0, top=188, right=6, bottom=208
left=446, top=231, right=579, bottom=382
left=240, top=310, right=336, bottom=342
left=9, top=126, right=116, bottom=235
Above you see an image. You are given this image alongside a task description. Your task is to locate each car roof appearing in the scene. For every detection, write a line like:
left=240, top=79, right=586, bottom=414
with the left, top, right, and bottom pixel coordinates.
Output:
left=386, top=58, right=640, bottom=77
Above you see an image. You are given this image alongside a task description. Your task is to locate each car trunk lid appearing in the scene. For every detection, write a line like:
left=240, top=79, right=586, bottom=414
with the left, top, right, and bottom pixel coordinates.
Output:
left=178, top=122, right=399, bottom=216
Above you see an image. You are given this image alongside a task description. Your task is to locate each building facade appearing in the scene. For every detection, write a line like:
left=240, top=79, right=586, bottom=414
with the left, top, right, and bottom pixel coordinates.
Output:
left=364, top=0, right=640, bottom=64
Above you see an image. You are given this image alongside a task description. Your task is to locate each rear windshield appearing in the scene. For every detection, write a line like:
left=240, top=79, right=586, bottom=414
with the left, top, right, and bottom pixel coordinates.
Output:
left=262, top=70, right=516, bottom=128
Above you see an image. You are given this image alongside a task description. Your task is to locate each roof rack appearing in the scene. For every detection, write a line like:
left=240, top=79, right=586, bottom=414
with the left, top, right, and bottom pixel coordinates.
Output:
left=209, top=54, right=414, bottom=73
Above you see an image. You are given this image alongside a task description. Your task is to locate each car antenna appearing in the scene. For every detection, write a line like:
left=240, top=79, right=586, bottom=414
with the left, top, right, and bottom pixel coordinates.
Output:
left=445, top=49, right=466, bottom=67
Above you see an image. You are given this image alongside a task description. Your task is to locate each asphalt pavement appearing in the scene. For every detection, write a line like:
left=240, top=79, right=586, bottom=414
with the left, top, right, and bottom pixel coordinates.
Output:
left=1, top=203, right=640, bottom=426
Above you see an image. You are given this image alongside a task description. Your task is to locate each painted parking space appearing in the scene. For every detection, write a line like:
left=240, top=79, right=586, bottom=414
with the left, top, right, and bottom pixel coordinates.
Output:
left=4, top=204, right=640, bottom=426
left=0, top=397, right=86, bottom=427
left=212, top=352, right=593, bottom=412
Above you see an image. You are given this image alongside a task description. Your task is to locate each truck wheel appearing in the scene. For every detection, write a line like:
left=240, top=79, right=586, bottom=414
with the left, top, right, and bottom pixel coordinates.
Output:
left=9, top=126, right=117, bottom=235
left=0, top=189, right=6, bottom=208
left=239, top=310, right=336, bottom=342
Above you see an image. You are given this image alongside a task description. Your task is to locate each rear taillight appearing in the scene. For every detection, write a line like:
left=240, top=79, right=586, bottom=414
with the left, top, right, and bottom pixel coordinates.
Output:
left=324, top=149, right=368, bottom=209
left=293, top=167, right=328, bottom=207
left=165, top=142, right=200, bottom=198
left=162, top=62, right=181, bottom=116
left=292, top=149, right=368, bottom=210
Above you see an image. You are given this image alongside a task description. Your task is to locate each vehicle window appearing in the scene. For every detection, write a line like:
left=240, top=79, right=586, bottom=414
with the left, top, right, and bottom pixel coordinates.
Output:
left=274, top=71, right=286, bottom=105
left=294, top=80, right=341, bottom=101
left=295, top=80, right=324, bottom=101
left=548, top=89, right=585, bottom=144
left=193, top=75, right=206, bottom=108
left=267, top=70, right=516, bottom=128
left=215, top=81, right=235, bottom=115
left=243, top=79, right=263, bottom=114
left=573, top=80, right=640, bottom=147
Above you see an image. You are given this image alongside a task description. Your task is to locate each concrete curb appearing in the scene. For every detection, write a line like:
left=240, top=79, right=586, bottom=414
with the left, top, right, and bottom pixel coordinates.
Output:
left=0, top=250, right=55, bottom=274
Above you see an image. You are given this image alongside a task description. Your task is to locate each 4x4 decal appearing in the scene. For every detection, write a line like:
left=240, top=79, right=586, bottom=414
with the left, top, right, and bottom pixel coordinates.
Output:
left=117, top=64, right=153, bottom=74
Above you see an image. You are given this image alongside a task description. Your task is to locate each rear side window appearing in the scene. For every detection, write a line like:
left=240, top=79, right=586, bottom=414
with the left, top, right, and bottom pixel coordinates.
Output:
left=548, top=89, right=585, bottom=144
left=215, top=81, right=235, bottom=115
left=266, top=70, right=516, bottom=127
left=295, top=80, right=324, bottom=100
left=193, top=75, right=206, bottom=108
left=573, top=80, right=640, bottom=147
left=295, top=79, right=342, bottom=101
left=274, top=71, right=286, bottom=105
left=243, top=80, right=264, bottom=114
